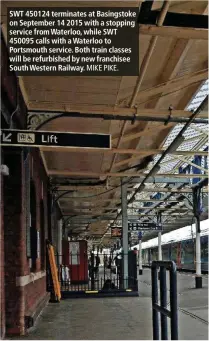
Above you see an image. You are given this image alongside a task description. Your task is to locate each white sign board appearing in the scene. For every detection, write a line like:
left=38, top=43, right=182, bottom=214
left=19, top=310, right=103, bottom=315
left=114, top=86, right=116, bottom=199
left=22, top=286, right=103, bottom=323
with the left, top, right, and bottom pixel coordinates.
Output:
left=69, top=242, right=80, bottom=265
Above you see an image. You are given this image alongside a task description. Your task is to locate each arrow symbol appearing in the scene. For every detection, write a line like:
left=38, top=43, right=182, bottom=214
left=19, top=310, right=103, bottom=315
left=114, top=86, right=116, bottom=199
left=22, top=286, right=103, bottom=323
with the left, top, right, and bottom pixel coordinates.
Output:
left=3, top=133, right=12, bottom=142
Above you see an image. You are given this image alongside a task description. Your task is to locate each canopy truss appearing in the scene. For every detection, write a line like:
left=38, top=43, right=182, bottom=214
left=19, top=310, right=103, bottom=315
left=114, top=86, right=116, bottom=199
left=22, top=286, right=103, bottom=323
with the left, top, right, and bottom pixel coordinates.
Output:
left=1, top=0, right=208, bottom=247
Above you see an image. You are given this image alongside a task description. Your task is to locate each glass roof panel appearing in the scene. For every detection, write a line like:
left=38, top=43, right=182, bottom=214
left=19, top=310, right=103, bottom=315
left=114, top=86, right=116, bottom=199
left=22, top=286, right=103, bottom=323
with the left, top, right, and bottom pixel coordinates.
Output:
left=103, top=81, right=208, bottom=243
left=186, top=79, right=208, bottom=111
left=152, top=80, right=208, bottom=175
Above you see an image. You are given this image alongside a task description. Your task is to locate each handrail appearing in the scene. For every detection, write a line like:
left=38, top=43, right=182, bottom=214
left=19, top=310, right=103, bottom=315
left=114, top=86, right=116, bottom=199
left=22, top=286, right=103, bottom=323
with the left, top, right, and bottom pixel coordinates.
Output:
left=151, top=261, right=178, bottom=340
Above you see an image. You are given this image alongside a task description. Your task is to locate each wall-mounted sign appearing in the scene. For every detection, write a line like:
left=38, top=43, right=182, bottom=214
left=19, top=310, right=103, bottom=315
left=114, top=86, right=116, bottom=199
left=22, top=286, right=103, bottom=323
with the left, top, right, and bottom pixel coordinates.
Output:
left=0, top=129, right=111, bottom=149
left=128, top=222, right=162, bottom=231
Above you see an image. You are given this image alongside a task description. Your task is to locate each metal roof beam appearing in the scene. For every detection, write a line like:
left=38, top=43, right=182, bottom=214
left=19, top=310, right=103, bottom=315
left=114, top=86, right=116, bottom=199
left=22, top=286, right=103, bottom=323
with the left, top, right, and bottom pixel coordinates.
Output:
left=28, top=108, right=209, bottom=120
left=55, top=177, right=190, bottom=190
left=62, top=207, right=189, bottom=214
left=131, top=188, right=207, bottom=194
left=59, top=188, right=207, bottom=201
left=130, top=177, right=190, bottom=184
left=61, top=200, right=180, bottom=207
left=48, top=170, right=208, bottom=178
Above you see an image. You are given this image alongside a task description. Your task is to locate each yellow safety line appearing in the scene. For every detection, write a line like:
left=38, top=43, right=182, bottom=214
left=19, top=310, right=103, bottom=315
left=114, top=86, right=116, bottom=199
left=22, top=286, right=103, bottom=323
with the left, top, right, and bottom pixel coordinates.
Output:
left=85, top=290, right=99, bottom=294
left=126, top=289, right=132, bottom=292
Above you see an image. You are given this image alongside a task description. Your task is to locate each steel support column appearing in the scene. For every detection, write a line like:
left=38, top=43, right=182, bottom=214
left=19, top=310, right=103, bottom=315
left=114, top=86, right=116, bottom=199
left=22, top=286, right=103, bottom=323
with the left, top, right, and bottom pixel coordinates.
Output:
left=57, top=219, right=63, bottom=266
left=121, top=179, right=128, bottom=289
left=193, top=187, right=202, bottom=288
left=157, top=213, right=162, bottom=262
left=139, top=239, right=143, bottom=275
left=158, top=232, right=162, bottom=261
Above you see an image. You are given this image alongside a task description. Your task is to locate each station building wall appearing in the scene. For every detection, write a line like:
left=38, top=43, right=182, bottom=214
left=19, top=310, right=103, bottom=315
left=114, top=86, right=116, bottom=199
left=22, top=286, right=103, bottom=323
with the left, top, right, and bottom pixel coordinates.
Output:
left=1, top=35, right=56, bottom=336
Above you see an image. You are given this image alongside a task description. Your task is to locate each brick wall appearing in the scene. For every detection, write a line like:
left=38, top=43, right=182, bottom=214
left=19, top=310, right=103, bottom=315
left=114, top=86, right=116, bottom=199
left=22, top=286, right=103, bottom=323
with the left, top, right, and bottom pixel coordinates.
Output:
left=1, top=33, right=27, bottom=336
left=4, top=150, right=25, bottom=335
left=0, top=163, right=5, bottom=339
left=23, top=149, right=49, bottom=332
left=1, top=34, right=52, bottom=336
left=29, top=149, right=49, bottom=272
left=3, top=148, right=50, bottom=336
left=24, top=276, right=47, bottom=316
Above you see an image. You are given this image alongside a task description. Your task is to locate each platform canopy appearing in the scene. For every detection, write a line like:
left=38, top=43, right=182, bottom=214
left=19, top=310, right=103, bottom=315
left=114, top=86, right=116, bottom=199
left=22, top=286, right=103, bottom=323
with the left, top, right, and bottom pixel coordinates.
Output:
left=1, top=0, right=208, bottom=247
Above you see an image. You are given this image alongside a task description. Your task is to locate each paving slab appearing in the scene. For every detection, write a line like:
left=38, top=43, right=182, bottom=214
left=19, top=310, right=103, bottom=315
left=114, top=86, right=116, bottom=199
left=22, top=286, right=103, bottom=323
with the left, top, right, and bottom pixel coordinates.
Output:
left=178, top=310, right=208, bottom=340
left=13, top=297, right=153, bottom=340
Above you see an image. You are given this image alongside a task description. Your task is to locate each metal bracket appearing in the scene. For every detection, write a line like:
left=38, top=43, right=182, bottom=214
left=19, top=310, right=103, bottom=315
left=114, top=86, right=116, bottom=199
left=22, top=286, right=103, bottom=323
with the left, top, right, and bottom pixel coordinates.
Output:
left=164, top=105, right=173, bottom=126
left=131, top=113, right=137, bottom=125
left=27, top=112, right=57, bottom=130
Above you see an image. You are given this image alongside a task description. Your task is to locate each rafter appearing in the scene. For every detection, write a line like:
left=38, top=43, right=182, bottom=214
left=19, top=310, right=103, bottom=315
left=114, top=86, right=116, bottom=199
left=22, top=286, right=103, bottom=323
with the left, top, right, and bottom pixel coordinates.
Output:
left=103, top=2, right=170, bottom=191
left=112, top=122, right=174, bottom=144
left=113, top=155, right=149, bottom=168
left=41, top=147, right=208, bottom=156
left=48, top=169, right=208, bottom=178
left=124, top=38, right=202, bottom=180
left=139, top=24, right=208, bottom=40
left=126, top=69, right=208, bottom=105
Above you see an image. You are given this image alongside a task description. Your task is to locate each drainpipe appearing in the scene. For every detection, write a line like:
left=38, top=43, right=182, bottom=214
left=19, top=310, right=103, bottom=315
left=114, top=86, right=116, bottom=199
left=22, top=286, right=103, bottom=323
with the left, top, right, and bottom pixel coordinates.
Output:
left=158, top=232, right=162, bottom=261
left=121, top=179, right=129, bottom=289
left=138, top=239, right=143, bottom=275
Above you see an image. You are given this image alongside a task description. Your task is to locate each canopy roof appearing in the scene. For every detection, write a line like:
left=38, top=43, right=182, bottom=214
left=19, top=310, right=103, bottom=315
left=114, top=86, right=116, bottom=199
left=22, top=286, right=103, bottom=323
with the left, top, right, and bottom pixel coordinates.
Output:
left=1, top=0, right=208, bottom=247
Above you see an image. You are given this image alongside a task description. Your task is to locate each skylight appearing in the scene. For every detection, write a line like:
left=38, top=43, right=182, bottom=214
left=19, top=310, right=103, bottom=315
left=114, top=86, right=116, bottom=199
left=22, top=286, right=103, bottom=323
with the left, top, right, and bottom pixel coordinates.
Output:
left=186, top=79, right=208, bottom=112
left=151, top=79, right=209, bottom=175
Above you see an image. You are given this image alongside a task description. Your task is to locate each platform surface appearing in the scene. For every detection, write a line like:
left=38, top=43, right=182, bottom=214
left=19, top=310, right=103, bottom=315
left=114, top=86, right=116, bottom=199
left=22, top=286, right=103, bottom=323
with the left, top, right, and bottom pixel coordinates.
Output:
left=10, top=270, right=208, bottom=340
left=138, top=269, right=208, bottom=340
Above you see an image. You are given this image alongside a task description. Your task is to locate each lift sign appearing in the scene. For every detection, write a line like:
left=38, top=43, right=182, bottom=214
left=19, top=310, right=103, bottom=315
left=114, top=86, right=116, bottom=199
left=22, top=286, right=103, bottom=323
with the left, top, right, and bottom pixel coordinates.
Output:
left=0, top=129, right=111, bottom=149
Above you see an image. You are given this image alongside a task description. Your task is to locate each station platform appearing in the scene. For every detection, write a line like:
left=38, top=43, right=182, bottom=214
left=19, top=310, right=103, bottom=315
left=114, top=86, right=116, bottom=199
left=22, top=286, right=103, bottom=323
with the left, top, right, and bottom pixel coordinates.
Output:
left=9, top=269, right=208, bottom=340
